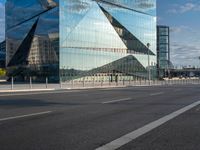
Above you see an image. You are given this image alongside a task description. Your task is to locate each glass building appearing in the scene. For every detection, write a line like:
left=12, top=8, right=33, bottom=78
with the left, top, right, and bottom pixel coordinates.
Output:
left=0, top=40, right=6, bottom=68
left=157, top=25, right=172, bottom=78
left=6, top=0, right=157, bottom=82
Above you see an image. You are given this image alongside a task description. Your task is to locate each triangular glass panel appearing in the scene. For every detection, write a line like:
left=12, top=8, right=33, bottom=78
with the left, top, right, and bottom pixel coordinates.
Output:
left=60, top=0, right=93, bottom=46
left=81, top=55, right=147, bottom=78
left=63, top=1, right=127, bottom=50
left=8, top=18, right=39, bottom=67
left=6, top=18, right=38, bottom=64
left=98, top=2, right=156, bottom=55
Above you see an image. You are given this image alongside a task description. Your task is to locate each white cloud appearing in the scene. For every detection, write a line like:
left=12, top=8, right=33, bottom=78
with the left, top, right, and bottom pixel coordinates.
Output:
left=170, top=25, right=192, bottom=33
left=169, top=24, right=200, bottom=67
left=0, top=2, right=5, bottom=42
left=167, top=2, right=200, bottom=14
left=171, top=42, right=200, bottom=67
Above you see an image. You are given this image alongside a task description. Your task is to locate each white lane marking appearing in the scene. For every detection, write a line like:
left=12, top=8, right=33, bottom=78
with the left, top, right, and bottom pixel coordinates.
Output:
left=150, top=92, right=164, bottom=96
left=102, top=98, right=132, bottom=104
left=0, top=111, right=52, bottom=122
left=95, top=100, right=200, bottom=150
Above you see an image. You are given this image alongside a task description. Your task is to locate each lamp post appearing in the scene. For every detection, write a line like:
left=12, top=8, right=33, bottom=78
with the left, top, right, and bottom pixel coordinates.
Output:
left=198, top=57, right=200, bottom=78
left=147, top=43, right=151, bottom=85
left=198, top=57, right=200, bottom=69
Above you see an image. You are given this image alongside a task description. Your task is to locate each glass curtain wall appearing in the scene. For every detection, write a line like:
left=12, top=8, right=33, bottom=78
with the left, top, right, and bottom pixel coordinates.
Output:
left=6, top=0, right=157, bottom=82
left=6, top=0, right=59, bottom=82
left=157, top=25, right=170, bottom=78
left=0, top=41, right=6, bottom=68
left=60, top=0, right=157, bottom=82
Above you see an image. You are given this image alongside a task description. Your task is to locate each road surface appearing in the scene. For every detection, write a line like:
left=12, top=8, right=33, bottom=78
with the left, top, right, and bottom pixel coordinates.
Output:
left=0, top=85, right=200, bottom=150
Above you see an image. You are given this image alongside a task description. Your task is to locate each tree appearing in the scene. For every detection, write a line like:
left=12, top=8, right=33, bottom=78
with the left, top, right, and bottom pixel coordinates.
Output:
left=0, top=68, right=6, bottom=77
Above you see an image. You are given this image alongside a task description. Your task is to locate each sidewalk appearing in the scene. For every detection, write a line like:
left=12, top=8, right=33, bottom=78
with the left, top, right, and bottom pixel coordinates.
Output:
left=0, top=85, right=128, bottom=93
left=0, top=79, right=199, bottom=93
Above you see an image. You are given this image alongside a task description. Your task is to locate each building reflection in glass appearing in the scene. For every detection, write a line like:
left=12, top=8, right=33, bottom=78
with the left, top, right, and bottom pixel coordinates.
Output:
left=6, top=0, right=59, bottom=82
left=6, top=0, right=157, bottom=82
left=60, top=0, right=157, bottom=82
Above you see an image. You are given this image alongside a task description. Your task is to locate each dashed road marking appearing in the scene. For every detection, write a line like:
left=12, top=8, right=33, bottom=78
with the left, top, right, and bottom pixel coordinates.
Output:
left=102, top=98, right=132, bottom=104
left=0, top=111, right=52, bottom=122
left=150, top=92, right=164, bottom=96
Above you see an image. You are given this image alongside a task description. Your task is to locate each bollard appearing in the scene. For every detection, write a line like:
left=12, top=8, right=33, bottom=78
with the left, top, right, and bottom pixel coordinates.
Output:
left=71, top=80, right=74, bottom=88
left=11, top=77, right=14, bottom=90
left=30, top=77, right=32, bottom=89
left=46, top=77, right=48, bottom=89
left=60, top=82, right=62, bottom=89
left=93, top=78, right=95, bottom=87
left=148, top=80, right=151, bottom=86
left=83, top=78, right=85, bottom=87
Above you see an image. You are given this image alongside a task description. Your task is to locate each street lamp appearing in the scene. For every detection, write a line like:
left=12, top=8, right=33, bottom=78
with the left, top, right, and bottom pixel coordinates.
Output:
left=198, top=57, right=200, bottom=78
left=198, top=56, right=200, bottom=69
left=147, top=43, right=151, bottom=85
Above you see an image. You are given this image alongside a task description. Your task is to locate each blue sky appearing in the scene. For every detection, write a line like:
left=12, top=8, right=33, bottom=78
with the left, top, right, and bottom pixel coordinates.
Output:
left=0, top=0, right=5, bottom=42
left=157, top=0, right=200, bottom=67
left=0, top=0, right=200, bottom=67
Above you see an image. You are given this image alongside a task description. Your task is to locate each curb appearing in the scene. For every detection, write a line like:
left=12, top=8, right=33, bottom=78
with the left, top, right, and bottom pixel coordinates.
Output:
left=0, top=85, right=128, bottom=93
left=0, top=88, right=56, bottom=93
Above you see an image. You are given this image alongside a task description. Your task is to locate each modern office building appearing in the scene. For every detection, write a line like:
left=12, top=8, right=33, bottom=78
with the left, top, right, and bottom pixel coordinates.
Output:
left=157, top=25, right=172, bottom=78
left=0, top=40, right=6, bottom=68
left=6, top=0, right=157, bottom=82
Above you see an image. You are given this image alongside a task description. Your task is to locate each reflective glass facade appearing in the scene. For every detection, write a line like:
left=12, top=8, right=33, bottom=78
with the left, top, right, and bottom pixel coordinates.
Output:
left=6, top=0, right=157, bottom=82
left=60, top=0, right=157, bottom=81
left=157, top=25, right=172, bottom=77
left=6, top=0, right=59, bottom=82
left=0, top=40, right=6, bottom=68
left=157, top=26, right=169, bottom=66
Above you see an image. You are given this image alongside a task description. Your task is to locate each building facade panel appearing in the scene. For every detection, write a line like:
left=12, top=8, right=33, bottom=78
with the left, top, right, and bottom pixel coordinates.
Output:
left=101, top=0, right=156, bottom=16
left=60, top=0, right=157, bottom=81
left=0, top=41, right=6, bottom=68
left=6, top=0, right=59, bottom=82
left=99, top=1, right=157, bottom=54
left=6, top=0, right=157, bottom=82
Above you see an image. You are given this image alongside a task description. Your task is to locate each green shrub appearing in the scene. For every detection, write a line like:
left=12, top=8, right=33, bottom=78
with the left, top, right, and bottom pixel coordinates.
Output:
left=0, top=68, right=6, bottom=77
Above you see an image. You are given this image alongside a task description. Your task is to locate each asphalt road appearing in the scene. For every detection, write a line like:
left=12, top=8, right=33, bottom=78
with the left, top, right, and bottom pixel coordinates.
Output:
left=0, top=85, right=200, bottom=150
